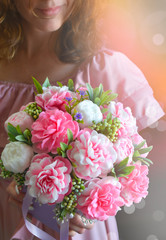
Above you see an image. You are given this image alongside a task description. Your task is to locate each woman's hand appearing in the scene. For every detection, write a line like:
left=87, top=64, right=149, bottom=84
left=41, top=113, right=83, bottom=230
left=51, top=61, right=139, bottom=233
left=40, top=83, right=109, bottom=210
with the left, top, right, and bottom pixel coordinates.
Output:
left=6, top=180, right=94, bottom=237
left=7, top=180, right=25, bottom=208
left=69, top=213, right=94, bottom=237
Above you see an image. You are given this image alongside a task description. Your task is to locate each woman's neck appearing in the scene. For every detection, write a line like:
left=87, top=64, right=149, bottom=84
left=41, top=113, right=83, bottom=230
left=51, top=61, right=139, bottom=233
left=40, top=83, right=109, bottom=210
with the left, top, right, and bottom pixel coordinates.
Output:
left=20, top=19, right=58, bottom=60
left=0, top=20, right=80, bottom=85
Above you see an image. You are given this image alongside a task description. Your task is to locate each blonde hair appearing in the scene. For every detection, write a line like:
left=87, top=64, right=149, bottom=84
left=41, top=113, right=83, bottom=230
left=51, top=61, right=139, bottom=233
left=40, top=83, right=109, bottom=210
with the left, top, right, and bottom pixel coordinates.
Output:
left=0, top=0, right=106, bottom=63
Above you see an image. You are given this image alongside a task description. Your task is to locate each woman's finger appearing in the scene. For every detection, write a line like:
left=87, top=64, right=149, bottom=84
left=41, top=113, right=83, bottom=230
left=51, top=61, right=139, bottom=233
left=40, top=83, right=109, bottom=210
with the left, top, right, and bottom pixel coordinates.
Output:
left=7, top=180, right=25, bottom=202
left=69, top=222, right=85, bottom=235
left=68, top=230, right=77, bottom=237
left=69, top=213, right=94, bottom=235
left=70, top=213, right=94, bottom=230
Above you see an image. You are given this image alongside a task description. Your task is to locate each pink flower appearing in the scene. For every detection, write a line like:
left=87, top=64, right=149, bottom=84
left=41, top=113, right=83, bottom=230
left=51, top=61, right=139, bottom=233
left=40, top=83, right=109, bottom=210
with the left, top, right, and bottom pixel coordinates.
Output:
left=107, top=101, right=137, bottom=137
left=4, top=111, right=34, bottom=132
left=67, top=129, right=117, bottom=180
left=31, top=109, right=79, bottom=154
left=119, top=162, right=149, bottom=206
left=35, top=86, right=75, bottom=111
left=131, top=133, right=148, bottom=158
left=25, top=154, right=72, bottom=204
left=77, top=177, right=124, bottom=220
left=113, top=137, right=134, bottom=164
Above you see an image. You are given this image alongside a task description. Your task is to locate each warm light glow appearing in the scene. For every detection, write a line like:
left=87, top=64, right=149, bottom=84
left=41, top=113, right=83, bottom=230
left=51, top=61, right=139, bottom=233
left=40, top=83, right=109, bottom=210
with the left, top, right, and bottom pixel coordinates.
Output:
left=100, top=3, right=166, bottom=111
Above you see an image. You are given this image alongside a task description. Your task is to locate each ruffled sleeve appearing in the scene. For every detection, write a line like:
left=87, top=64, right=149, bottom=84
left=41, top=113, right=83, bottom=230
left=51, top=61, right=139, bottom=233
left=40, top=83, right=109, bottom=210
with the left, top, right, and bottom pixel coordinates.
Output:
left=75, top=49, right=165, bottom=131
left=0, top=82, right=35, bottom=149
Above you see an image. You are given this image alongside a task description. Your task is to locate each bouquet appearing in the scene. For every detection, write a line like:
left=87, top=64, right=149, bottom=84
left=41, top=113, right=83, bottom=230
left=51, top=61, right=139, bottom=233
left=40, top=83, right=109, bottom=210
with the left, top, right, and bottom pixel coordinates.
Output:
left=0, top=78, right=153, bottom=239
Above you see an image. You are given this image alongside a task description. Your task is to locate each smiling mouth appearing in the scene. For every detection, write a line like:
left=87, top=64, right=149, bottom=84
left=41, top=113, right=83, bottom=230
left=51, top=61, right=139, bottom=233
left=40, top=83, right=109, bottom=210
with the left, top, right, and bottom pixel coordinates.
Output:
left=36, top=6, right=61, bottom=18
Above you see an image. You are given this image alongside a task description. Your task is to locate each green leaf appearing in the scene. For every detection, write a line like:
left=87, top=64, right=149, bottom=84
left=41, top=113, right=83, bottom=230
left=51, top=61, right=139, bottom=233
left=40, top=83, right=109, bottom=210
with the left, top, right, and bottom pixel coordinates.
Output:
left=68, top=145, right=73, bottom=150
left=60, top=142, right=68, bottom=152
left=101, top=90, right=111, bottom=98
left=141, top=157, right=153, bottom=164
left=61, top=152, right=66, bottom=158
left=57, top=148, right=62, bottom=156
left=134, top=158, right=150, bottom=166
left=86, top=83, right=94, bottom=101
left=57, top=81, right=63, bottom=87
left=109, top=168, right=116, bottom=177
left=61, top=209, right=68, bottom=217
left=42, top=77, right=51, bottom=88
left=8, top=133, right=16, bottom=142
left=94, top=97, right=101, bottom=106
left=23, top=129, right=32, bottom=145
left=72, top=162, right=77, bottom=168
left=117, top=166, right=135, bottom=177
left=68, top=79, right=74, bottom=92
left=15, top=135, right=26, bottom=142
left=23, top=129, right=31, bottom=139
left=139, top=146, right=153, bottom=154
left=133, top=150, right=140, bottom=158
left=93, top=87, right=100, bottom=100
left=135, top=156, right=153, bottom=165
left=16, top=125, right=22, bottom=135
left=114, top=157, right=129, bottom=172
left=109, top=93, right=118, bottom=101
left=7, top=123, right=18, bottom=136
left=134, top=140, right=146, bottom=151
left=100, top=91, right=118, bottom=106
left=101, top=108, right=108, bottom=113
left=98, top=84, right=103, bottom=97
left=32, top=77, right=43, bottom=94
left=67, top=129, right=73, bottom=144
left=65, top=105, right=70, bottom=113
left=106, top=112, right=112, bottom=121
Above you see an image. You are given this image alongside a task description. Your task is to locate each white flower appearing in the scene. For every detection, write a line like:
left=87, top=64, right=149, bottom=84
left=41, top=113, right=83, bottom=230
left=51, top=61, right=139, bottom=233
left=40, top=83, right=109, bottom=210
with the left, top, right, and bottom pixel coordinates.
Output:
left=1, top=142, right=34, bottom=173
left=42, top=85, right=69, bottom=93
left=74, top=100, right=103, bottom=128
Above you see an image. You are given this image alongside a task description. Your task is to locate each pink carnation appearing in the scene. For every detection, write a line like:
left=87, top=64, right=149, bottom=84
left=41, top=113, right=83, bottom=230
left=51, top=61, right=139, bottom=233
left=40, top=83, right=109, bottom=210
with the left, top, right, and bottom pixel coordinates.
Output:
left=77, top=177, right=124, bottom=220
left=25, top=154, right=72, bottom=204
left=67, top=129, right=117, bottom=180
left=131, top=133, right=148, bottom=158
left=31, top=109, right=79, bottom=154
left=35, top=86, right=75, bottom=111
left=107, top=101, right=137, bottom=137
left=113, top=137, right=134, bottom=164
left=4, top=111, right=34, bottom=132
left=119, top=162, right=149, bottom=206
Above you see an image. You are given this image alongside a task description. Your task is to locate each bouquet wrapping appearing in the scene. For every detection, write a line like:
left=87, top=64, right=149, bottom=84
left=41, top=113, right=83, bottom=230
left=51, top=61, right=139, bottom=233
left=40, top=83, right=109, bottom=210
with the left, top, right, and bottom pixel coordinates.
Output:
left=0, top=78, right=153, bottom=240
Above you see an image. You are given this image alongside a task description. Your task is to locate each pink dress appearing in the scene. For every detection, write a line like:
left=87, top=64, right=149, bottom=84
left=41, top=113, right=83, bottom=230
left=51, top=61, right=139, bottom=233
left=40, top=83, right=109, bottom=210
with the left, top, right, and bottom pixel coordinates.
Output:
left=0, top=49, right=164, bottom=240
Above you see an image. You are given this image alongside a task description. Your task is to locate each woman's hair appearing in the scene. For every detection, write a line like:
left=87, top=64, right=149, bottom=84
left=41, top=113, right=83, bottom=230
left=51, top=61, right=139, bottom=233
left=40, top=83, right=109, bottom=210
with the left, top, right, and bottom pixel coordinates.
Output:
left=0, top=0, right=107, bottom=63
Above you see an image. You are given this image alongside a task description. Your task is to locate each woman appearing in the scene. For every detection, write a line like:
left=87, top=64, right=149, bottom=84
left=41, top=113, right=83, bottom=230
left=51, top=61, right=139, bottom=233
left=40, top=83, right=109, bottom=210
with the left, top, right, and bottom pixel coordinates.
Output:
left=0, top=0, right=164, bottom=240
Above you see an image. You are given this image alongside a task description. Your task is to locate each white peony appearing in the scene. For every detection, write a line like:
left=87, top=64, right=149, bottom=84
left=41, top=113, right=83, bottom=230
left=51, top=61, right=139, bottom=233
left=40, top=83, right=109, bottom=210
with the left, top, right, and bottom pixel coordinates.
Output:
left=74, top=100, right=103, bottom=128
left=1, top=142, right=34, bottom=173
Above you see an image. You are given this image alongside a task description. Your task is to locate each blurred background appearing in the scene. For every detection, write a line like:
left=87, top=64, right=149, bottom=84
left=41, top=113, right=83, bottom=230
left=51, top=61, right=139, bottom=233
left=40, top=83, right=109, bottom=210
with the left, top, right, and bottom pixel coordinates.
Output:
left=101, top=1, right=166, bottom=240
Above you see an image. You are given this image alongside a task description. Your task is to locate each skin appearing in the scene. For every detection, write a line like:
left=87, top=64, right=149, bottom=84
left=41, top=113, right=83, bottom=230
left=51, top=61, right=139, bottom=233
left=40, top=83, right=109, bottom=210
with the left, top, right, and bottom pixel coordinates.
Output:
left=1, top=0, right=94, bottom=237
left=0, top=0, right=79, bottom=84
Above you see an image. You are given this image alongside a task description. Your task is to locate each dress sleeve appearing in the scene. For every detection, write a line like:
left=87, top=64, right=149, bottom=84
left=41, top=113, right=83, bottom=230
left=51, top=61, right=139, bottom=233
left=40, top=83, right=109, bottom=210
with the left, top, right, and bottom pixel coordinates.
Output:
left=76, top=49, right=165, bottom=131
